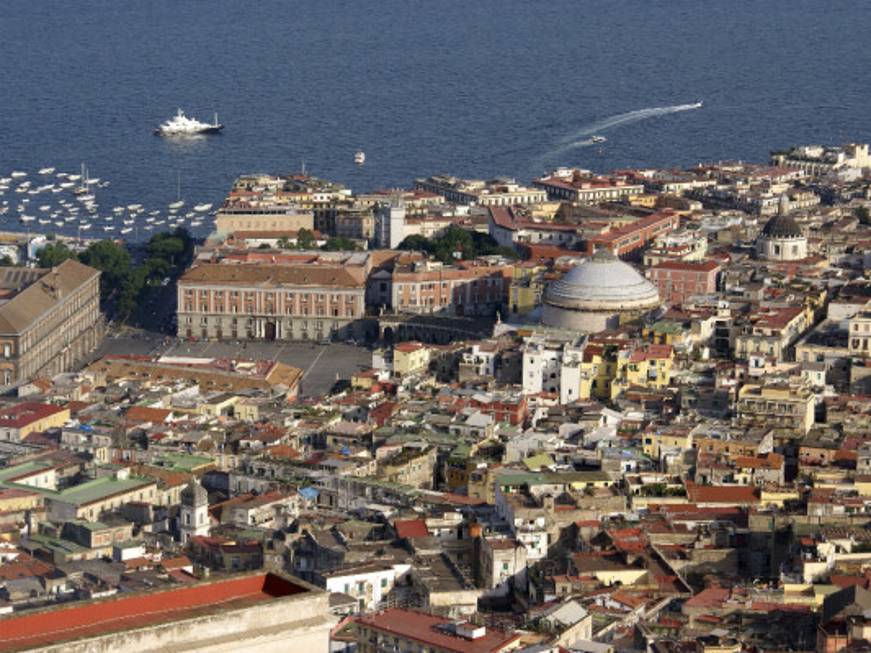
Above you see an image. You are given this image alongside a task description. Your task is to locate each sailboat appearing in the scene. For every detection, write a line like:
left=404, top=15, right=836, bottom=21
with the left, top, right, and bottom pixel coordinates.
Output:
left=168, top=170, right=185, bottom=209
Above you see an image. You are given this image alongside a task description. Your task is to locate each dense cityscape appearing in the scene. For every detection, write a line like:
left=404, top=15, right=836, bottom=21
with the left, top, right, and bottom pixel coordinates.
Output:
left=0, top=141, right=870, bottom=653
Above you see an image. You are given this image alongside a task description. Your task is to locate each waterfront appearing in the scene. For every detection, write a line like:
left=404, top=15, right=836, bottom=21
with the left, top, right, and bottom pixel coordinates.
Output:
left=1, top=0, right=870, bottom=240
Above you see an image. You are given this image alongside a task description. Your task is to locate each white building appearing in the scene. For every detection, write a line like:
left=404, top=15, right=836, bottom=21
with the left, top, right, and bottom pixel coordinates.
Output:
left=179, top=480, right=209, bottom=544
left=320, top=561, right=410, bottom=612
left=375, top=199, right=406, bottom=249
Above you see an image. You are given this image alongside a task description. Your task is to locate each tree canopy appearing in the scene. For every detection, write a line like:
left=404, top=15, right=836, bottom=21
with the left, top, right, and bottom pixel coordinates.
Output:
left=398, top=225, right=518, bottom=264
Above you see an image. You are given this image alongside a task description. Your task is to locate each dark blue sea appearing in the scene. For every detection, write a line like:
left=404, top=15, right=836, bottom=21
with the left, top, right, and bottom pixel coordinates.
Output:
left=1, top=0, right=869, bottom=239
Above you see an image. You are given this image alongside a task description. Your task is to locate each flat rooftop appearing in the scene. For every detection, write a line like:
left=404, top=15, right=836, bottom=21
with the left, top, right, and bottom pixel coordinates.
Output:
left=0, top=572, right=309, bottom=652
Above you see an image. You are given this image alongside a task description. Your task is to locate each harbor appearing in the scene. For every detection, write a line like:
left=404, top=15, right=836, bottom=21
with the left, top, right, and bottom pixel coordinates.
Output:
left=0, top=165, right=219, bottom=242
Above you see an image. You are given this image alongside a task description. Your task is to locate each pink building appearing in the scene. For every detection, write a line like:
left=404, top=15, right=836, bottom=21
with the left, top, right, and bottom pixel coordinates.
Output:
left=647, top=260, right=720, bottom=305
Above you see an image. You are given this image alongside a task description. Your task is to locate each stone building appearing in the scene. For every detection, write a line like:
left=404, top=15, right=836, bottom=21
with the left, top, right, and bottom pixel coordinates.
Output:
left=0, top=571, right=334, bottom=652
left=756, top=205, right=808, bottom=261
left=177, top=261, right=367, bottom=342
left=541, top=249, right=661, bottom=332
left=0, top=259, right=102, bottom=388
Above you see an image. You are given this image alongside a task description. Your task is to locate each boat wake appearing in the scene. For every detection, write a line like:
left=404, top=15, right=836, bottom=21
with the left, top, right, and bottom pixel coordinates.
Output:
left=559, top=102, right=702, bottom=145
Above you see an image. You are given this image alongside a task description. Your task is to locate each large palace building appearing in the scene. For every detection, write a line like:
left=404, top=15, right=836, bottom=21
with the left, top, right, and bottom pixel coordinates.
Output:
left=177, top=252, right=368, bottom=342
left=0, top=259, right=102, bottom=388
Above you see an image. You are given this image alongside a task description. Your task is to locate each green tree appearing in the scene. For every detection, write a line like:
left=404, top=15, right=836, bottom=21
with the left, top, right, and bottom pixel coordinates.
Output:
left=79, top=240, right=133, bottom=304
left=855, top=206, right=870, bottom=225
left=297, top=228, right=316, bottom=249
left=37, top=242, right=75, bottom=268
left=397, top=234, right=434, bottom=253
left=322, top=236, right=358, bottom=251
left=146, top=233, right=185, bottom=265
left=277, top=236, right=292, bottom=250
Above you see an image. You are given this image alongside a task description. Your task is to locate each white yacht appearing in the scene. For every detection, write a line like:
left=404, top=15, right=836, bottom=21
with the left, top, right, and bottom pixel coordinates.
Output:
left=38, top=167, right=55, bottom=175
left=11, top=171, right=27, bottom=179
left=154, top=109, right=223, bottom=136
left=354, top=151, right=366, bottom=165
left=591, top=136, right=607, bottom=144
left=168, top=200, right=185, bottom=210
left=193, top=203, right=212, bottom=212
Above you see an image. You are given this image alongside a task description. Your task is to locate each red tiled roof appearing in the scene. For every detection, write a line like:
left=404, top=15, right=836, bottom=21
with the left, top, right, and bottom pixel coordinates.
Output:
left=356, top=608, right=520, bottom=653
left=0, top=573, right=306, bottom=651
left=393, top=519, right=429, bottom=539
left=685, top=484, right=759, bottom=505
left=683, top=587, right=730, bottom=610
left=0, top=402, right=66, bottom=429
left=125, top=405, right=172, bottom=424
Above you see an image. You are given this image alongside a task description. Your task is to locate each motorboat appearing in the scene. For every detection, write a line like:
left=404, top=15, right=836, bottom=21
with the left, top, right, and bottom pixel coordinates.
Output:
left=154, top=108, right=223, bottom=136
left=11, top=171, right=27, bottom=178
left=168, top=200, right=185, bottom=210
left=193, top=203, right=212, bottom=212
left=590, top=136, right=607, bottom=144
left=38, top=167, right=55, bottom=175
left=354, top=151, right=365, bottom=165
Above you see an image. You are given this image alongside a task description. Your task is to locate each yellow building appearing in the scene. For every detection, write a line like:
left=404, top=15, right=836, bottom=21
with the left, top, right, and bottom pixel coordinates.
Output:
left=0, top=402, right=70, bottom=441
left=576, top=342, right=673, bottom=402
left=642, top=428, right=693, bottom=459
left=622, top=344, right=673, bottom=390
left=197, top=393, right=239, bottom=418
left=0, top=487, right=43, bottom=513
left=392, top=342, right=430, bottom=377
left=737, top=383, right=815, bottom=434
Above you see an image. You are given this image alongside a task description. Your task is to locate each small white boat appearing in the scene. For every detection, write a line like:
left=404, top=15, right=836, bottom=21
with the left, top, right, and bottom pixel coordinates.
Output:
left=113, top=206, right=124, bottom=214
left=145, top=217, right=155, bottom=223
left=38, top=167, right=55, bottom=175
left=127, top=203, right=142, bottom=211
left=55, top=172, right=67, bottom=179
left=54, top=221, right=64, bottom=228
left=59, top=181, right=75, bottom=189
left=51, top=187, right=63, bottom=193
left=38, top=218, right=51, bottom=225
left=121, top=227, right=133, bottom=234
left=20, top=214, right=35, bottom=222
left=11, top=171, right=27, bottom=178
left=123, top=218, right=135, bottom=225
left=193, top=203, right=212, bottom=212
left=354, top=151, right=365, bottom=165
left=79, top=223, right=91, bottom=230
left=37, top=184, right=53, bottom=192
left=190, top=219, right=203, bottom=227
left=68, top=174, right=81, bottom=181
left=103, top=225, right=115, bottom=232
left=76, top=194, right=95, bottom=202
left=86, top=177, right=100, bottom=185
left=38, top=204, right=50, bottom=211
left=168, top=200, right=184, bottom=210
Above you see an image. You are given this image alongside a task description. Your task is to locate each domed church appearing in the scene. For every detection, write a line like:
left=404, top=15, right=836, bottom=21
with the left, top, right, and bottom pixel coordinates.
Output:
left=541, top=249, right=661, bottom=332
left=756, top=195, right=808, bottom=261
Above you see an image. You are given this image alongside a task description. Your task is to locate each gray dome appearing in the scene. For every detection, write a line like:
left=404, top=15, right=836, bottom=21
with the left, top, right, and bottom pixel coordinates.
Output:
left=181, top=480, right=208, bottom=506
left=544, top=250, right=660, bottom=312
left=761, top=214, right=802, bottom=238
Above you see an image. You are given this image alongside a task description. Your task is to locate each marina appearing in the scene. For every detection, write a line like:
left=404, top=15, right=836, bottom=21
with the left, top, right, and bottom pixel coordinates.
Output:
left=0, top=164, right=222, bottom=241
